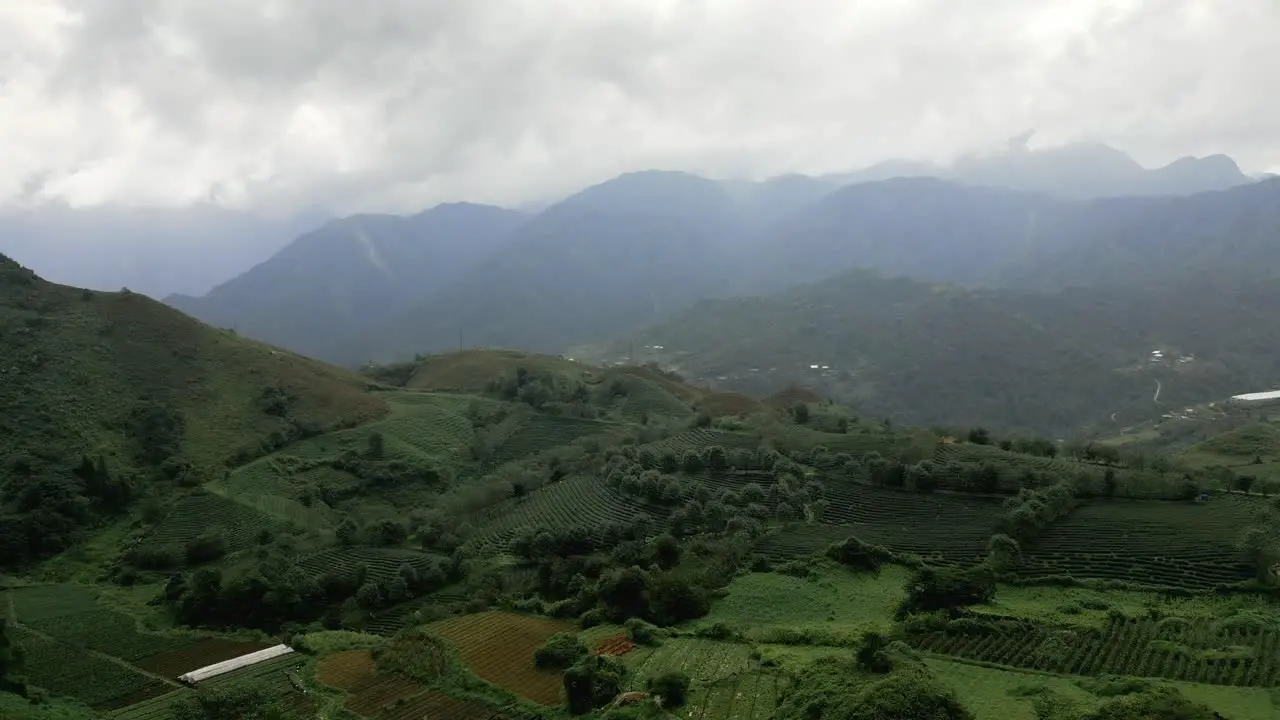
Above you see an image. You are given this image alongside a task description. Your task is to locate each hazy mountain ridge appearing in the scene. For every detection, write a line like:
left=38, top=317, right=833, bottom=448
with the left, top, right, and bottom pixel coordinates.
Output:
left=166, top=203, right=527, bottom=360
left=0, top=203, right=328, bottom=299
left=583, top=269, right=1280, bottom=435
left=159, top=143, right=1275, bottom=368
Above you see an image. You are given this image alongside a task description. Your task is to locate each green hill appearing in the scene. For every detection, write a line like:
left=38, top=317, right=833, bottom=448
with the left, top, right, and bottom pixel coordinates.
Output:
left=0, top=255, right=386, bottom=567
left=4, top=340, right=1279, bottom=719
left=582, top=269, right=1280, bottom=436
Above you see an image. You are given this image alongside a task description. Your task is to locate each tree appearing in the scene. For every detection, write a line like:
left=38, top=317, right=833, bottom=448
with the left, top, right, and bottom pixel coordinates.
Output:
left=564, top=655, right=627, bottom=714
left=967, top=427, right=991, bottom=445
left=855, top=630, right=893, bottom=673
left=366, top=431, right=385, bottom=459
left=651, top=534, right=681, bottom=569
left=535, top=632, right=588, bottom=669
left=336, top=519, right=360, bottom=547
left=0, top=618, right=21, bottom=686
left=1103, top=468, right=1117, bottom=497
left=648, top=671, right=690, bottom=708
left=793, top=403, right=810, bottom=424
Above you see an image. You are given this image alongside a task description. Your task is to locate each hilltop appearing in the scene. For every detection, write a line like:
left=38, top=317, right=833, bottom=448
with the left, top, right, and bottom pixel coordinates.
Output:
left=0, top=255, right=385, bottom=568
left=580, top=269, right=1280, bottom=436
left=2, top=343, right=1277, bottom=718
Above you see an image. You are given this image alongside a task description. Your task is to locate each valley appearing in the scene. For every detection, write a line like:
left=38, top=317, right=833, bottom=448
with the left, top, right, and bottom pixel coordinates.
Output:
left=5, top=156, right=1280, bottom=720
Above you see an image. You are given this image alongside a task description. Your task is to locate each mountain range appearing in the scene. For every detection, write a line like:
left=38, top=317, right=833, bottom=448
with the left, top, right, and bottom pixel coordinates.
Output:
left=161, top=143, right=1275, bottom=374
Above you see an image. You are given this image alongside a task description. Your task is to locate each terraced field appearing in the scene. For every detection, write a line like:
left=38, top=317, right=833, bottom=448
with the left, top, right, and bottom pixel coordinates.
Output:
left=465, top=474, right=671, bottom=554
left=426, top=610, right=576, bottom=705
left=483, top=415, right=617, bottom=469
left=909, top=613, right=1280, bottom=687
left=144, top=491, right=289, bottom=552
left=296, top=547, right=449, bottom=585
left=754, top=485, right=1001, bottom=565
left=640, top=429, right=760, bottom=458
left=1014, top=496, right=1259, bottom=588
left=615, top=376, right=693, bottom=421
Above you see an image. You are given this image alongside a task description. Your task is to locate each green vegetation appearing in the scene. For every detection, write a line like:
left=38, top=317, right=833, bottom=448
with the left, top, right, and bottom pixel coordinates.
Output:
left=3, top=259, right=1278, bottom=719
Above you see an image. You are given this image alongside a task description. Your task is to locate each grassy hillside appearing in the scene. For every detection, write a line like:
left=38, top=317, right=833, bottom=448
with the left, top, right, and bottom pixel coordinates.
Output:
left=0, top=255, right=386, bottom=567
left=4, top=346, right=1279, bottom=719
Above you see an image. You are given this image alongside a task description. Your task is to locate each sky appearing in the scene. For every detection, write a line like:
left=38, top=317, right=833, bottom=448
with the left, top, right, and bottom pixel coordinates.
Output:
left=2, top=0, right=1279, bottom=214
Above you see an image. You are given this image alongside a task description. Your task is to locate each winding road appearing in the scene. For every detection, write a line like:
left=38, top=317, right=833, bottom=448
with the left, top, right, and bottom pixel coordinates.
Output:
left=1153, top=379, right=1162, bottom=403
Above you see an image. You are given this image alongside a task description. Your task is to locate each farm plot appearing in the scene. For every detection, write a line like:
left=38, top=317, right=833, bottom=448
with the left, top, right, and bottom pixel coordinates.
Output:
left=12, top=625, right=171, bottom=711
left=345, top=674, right=423, bottom=716
left=485, top=415, right=616, bottom=468
left=110, top=689, right=191, bottom=720
left=818, top=485, right=1002, bottom=565
left=687, top=668, right=783, bottom=720
left=1015, top=497, right=1259, bottom=589
left=376, top=403, right=474, bottom=458
left=426, top=610, right=576, bottom=705
left=465, top=474, right=671, bottom=555
left=297, top=547, right=449, bottom=585
left=624, top=638, right=753, bottom=689
left=753, top=488, right=1001, bottom=566
left=907, top=614, right=1280, bottom=687
left=374, top=690, right=511, bottom=720
left=144, top=491, right=289, bottom=553
left=25, top=608, right=193, bottom=661
left=316, top=649, right=376, bottom=690
left=640, top=429, right=760, bottom=459
left=5, top=583, right=99, bottom=622
left=136, top=638, right=271, bottom=679
left=616, top=377, right=693, bottom=421
left=593, top=633, right=636, bottom=656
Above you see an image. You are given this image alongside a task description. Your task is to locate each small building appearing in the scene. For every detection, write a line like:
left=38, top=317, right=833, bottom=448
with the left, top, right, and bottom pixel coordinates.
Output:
left=1231, top=390, right=1280, bottom=403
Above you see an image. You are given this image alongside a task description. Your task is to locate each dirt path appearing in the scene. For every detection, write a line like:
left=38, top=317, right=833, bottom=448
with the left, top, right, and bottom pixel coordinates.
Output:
left=12, top=616, right=182, bottom=688
left=1153, top=379, right=1162, bottom=403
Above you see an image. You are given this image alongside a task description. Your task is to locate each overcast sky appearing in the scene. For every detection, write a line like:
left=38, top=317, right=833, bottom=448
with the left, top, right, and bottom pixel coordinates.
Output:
left=3, top=0, right=1278, bottom=214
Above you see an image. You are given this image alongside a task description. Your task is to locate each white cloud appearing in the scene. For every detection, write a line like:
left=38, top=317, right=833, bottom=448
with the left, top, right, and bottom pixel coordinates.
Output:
left=2, top=0, right=1278, bottom=213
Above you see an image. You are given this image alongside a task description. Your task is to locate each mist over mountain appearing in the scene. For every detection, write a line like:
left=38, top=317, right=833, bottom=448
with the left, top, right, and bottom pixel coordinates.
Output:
left=161, top=144, right=1276, bottom=372
left=166, top=203, right=526, bottom=361
left=0, top=204, right=328, bottom=299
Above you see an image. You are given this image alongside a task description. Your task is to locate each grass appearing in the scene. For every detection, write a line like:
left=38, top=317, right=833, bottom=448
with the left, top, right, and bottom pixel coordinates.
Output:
left=924, top=657, right=1279, bottom=720
left=693, top=565, right=910, bottom=642
left=0, top=258, right=385, bottom=473
left=986, top=584, right=1272, bottom=630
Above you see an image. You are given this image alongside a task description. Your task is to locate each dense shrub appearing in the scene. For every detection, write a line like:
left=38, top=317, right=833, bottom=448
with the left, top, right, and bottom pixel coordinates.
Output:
left=534, top=632, right=588, bottom=669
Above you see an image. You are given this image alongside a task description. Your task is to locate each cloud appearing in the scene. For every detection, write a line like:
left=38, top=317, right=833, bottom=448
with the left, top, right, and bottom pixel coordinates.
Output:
left=2, top=0, right=1278, bottom=212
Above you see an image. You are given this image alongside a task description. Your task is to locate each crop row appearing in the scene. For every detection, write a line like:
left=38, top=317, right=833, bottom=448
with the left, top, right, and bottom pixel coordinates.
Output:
left=426, top=610, right=576, bottom=706
left=296, top=547, right=449, bottom=584
left=688, top=668, right=782, bottom=720
left=909, top=615, right=1280, bottom=687
left=26, top=608, right=193, bottom=661
left=624, top=638, right=753, bottom=689
left=136, top=638, right=272, bottom=679
left=465, top=475, right=672, bottom=554
left=1013, top=551, right=1254, bottom=590
left=616, top=377, right=693, bottom=421
left=109, top=689, right=191, bottom=719
left=13, top=625, right=169, bottom=711
left=374, top=690, right=512, bottom=720
left=145, top=492, right=286, bottom=551
left=641, top=429, right=760, bottom=457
